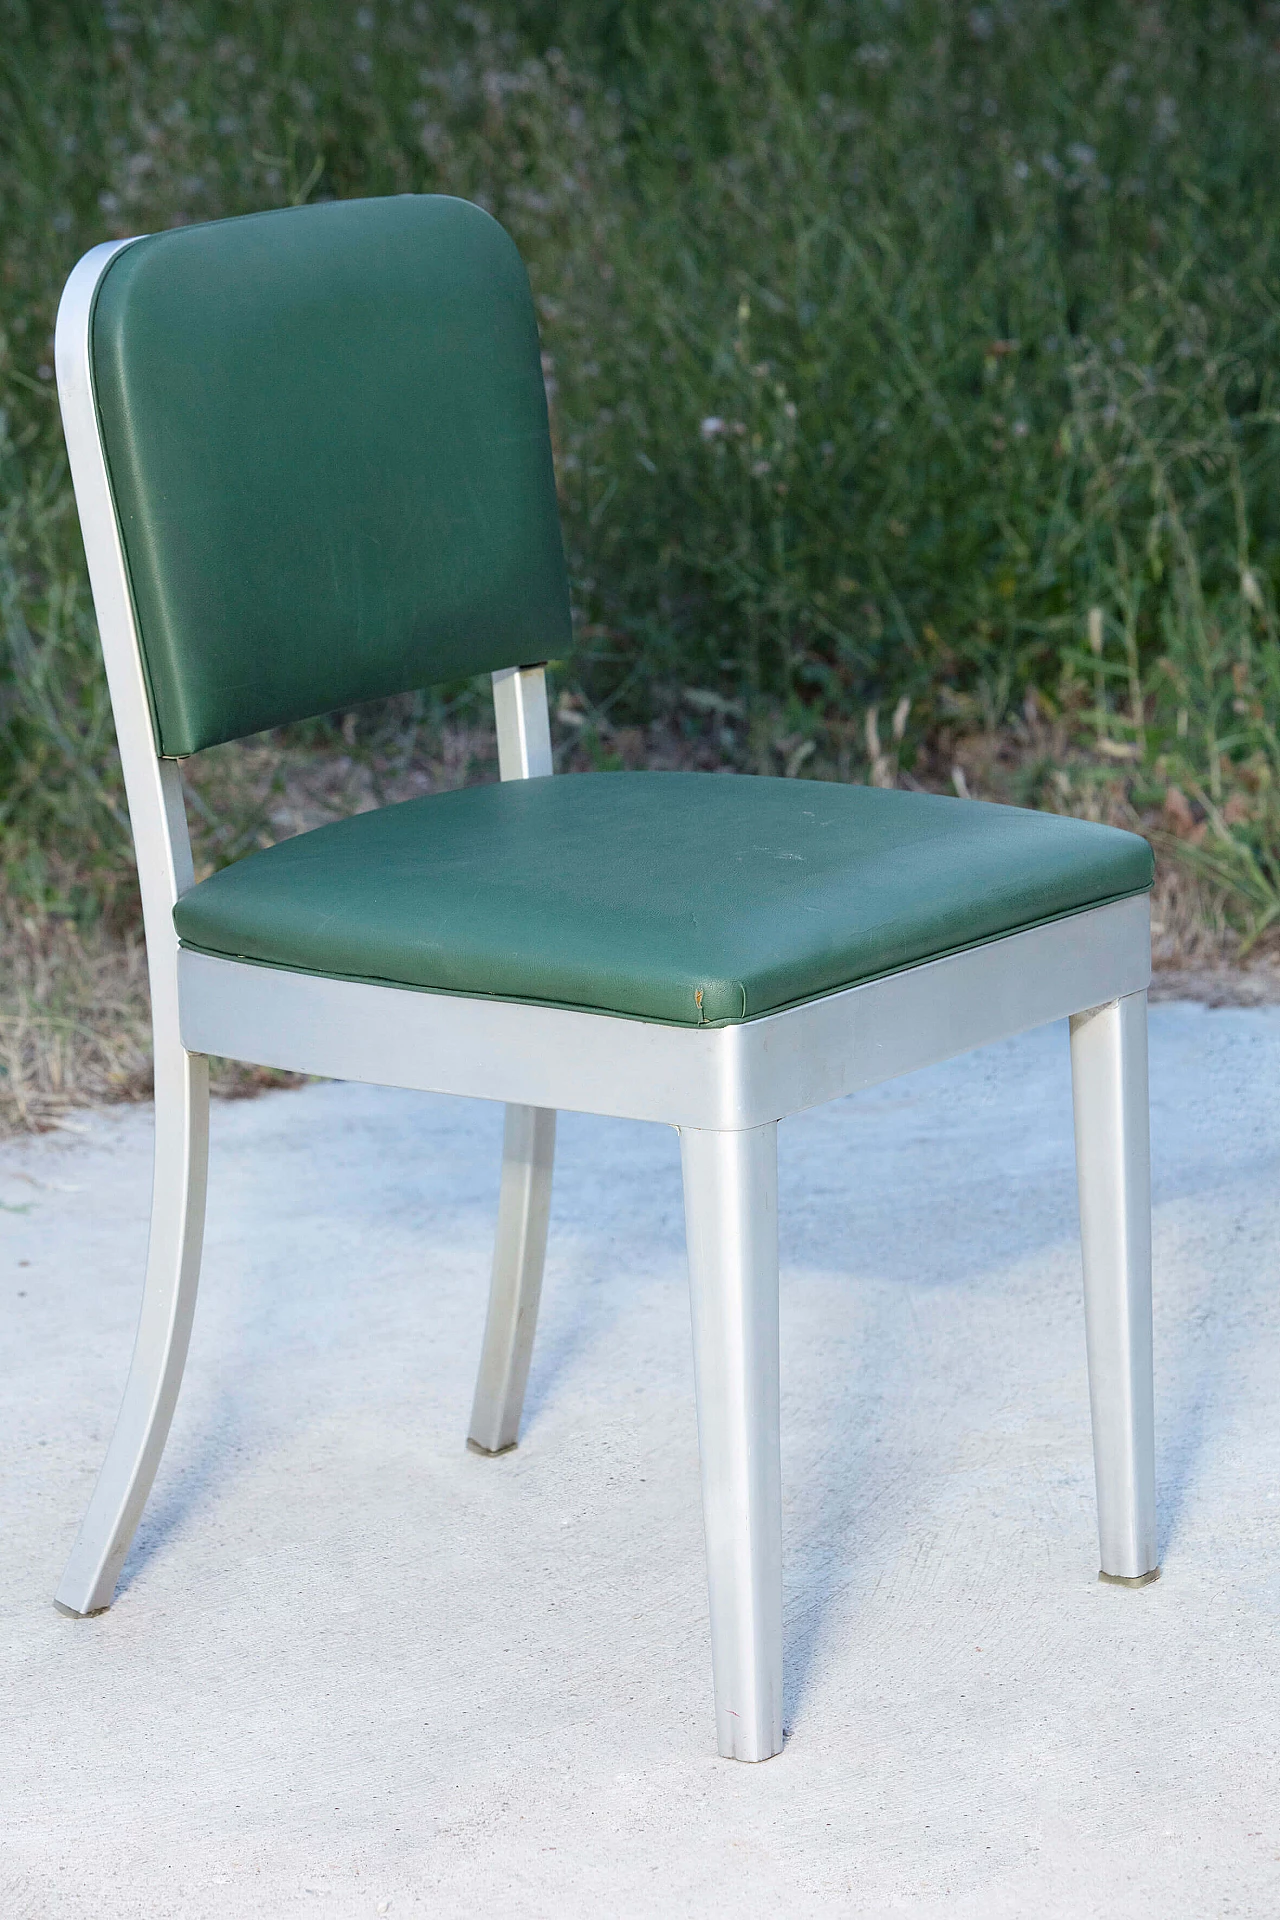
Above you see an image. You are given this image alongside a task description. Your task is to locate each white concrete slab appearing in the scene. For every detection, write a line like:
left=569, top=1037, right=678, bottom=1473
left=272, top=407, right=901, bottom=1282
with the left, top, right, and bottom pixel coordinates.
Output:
left=2, top=1003, right=1278, bottom=1918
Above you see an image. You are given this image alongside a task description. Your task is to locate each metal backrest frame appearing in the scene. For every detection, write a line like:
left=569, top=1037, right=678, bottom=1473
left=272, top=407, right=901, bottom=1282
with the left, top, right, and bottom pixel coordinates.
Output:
left=56, top=233, right=558, bottom=1075
left=57, top=238, right=194, bottom=1067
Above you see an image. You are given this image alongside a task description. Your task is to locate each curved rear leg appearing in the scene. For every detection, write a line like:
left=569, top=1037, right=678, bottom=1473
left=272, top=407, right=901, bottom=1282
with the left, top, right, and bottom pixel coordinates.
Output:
left=467, top=1104, right=556, bottom=1456
left=55, top=1043, right=210, bottom=1616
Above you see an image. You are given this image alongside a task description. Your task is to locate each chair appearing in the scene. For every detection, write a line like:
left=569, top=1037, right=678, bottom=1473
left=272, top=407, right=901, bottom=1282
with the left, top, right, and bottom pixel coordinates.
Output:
left=53, top=195, right=1158, bottom=1763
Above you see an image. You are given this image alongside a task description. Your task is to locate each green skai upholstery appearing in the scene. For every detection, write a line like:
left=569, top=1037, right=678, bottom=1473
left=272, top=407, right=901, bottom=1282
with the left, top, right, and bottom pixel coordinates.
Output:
left=174, top=772, right=1154, bottom=1027
left=90, top=196, right=571, bottom=756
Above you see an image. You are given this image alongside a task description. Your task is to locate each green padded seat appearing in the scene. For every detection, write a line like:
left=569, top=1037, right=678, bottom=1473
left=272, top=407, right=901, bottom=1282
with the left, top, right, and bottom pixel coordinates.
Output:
left=174, top=771, right=1154, bottom=1028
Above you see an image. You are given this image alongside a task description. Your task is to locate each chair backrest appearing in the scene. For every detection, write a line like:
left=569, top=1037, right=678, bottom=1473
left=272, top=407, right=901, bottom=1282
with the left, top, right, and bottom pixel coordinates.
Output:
left=88, top=194, right=571, bottom=757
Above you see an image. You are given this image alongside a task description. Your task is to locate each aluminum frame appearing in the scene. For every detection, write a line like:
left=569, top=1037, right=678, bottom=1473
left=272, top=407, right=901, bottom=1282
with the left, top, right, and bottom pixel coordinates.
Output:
left=177, top=895, right=1150, bottom=1133
left=52, top=234, right=1160, bottom=1761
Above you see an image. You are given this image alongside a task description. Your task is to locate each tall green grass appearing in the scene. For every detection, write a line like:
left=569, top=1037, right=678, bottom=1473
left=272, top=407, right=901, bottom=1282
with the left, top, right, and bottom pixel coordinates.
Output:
left=4, top=1, right=1280, bottom=927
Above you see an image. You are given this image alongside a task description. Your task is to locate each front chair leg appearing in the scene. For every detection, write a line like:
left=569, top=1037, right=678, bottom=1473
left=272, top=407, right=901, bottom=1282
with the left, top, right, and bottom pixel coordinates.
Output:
left=680, top=1122, right=783, bottom=1762
left=468, top=1104, right=556, bottom=1456
left=1069, top=992, right=1158, bottom=1585
left=55, top=1043, right=210, bottom=1617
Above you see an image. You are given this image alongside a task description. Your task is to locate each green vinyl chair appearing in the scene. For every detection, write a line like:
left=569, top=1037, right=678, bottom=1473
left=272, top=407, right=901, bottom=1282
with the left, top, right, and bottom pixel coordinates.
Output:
left=54, top=194, right=1158, bottom=1763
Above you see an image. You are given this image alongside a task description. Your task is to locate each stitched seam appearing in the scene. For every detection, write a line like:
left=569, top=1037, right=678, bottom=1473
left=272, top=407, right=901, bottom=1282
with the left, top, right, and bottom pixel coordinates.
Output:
left=175, top=881, right=1152, bottom=1031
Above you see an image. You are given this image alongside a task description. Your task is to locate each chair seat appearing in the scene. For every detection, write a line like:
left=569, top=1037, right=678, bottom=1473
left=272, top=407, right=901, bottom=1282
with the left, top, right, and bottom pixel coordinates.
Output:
left=173, top=771, right=1153, bottom=1028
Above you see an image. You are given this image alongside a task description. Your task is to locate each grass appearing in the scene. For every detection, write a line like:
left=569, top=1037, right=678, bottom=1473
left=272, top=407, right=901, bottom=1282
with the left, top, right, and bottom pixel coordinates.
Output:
left=5, top=0, right=1280, bottom=1122
left=0, top=909, right=311, bottom=1129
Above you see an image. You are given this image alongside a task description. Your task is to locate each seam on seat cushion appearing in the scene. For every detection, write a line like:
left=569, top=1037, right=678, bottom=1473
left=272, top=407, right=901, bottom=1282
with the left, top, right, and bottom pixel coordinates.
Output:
left=177, top=884, right=1151, bottom=1030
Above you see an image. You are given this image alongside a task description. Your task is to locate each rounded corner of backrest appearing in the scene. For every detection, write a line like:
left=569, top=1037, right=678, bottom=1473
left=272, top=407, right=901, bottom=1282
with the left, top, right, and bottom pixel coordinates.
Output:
left=436, top=192, right=529, bottom=262
left=376, top=193, right=541, bottom=321
left=57, top=237, right=142, bottom=447
left=85, top=232, right=170, bottom=388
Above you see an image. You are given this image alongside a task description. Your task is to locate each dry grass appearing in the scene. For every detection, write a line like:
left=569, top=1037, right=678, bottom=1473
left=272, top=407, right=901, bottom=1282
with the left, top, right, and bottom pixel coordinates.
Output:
left=1146, top=862, right=1280, bottom=1006
left=0, top=913, right=151, bottom=1132
left=0, top=721, right=502, bottom=1136
left=0, top=913, right=306, bottom=1134
left=4, top=723, right=1275, bottom=1137
left=937, top=714, right=1280, bottom=1004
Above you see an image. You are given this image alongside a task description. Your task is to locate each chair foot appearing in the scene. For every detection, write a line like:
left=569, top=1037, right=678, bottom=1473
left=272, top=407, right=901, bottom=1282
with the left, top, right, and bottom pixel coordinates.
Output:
left=1070, top=992, right=1158, bottom=1583
left=1099, top=1567, right=1161, bottom=1588
left=465, top=1437, right=517, bottom=1458
left=680, top=1122, right=783, bottom=1763
left=467, top=1105, right=556, bottom=1456
left=54, top=1048, right=209, bottom=1617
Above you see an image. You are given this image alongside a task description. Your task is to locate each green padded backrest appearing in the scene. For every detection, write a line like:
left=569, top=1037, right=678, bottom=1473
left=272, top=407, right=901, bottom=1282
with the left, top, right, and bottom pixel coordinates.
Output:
left=90, top=195, right=571, bottom=756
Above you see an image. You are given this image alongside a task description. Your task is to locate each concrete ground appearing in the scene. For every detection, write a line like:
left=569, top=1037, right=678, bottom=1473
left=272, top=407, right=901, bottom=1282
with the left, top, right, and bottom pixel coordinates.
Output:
left=2, top=1002, right=1278, bottom=1918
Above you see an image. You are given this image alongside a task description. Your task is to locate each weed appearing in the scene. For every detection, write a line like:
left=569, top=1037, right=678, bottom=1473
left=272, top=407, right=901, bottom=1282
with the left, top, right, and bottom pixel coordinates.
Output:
left=3, top=1, right=1280, bottom=940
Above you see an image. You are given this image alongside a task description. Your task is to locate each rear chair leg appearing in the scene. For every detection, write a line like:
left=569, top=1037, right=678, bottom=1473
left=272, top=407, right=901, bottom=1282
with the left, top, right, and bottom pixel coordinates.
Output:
left=55, top=1042, right=210, bottom=1616
left=1069, top=991, right=1158, bottom=1585
left=468, top=1104, right=556, bottom=1456
left=680, top=1122, right=783, bottom=1762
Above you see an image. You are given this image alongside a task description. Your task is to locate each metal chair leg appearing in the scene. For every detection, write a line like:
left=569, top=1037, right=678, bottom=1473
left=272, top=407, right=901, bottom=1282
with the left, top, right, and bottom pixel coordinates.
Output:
left=467, top=1103, right=556, bottom=1456
left=680, top=1121, right=783, bottom=1762
left=1069, top=991, right=1158, bottom=1585
left=55, top=1040, right=210, bottom=1616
